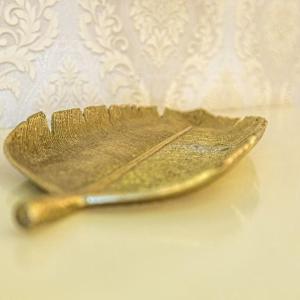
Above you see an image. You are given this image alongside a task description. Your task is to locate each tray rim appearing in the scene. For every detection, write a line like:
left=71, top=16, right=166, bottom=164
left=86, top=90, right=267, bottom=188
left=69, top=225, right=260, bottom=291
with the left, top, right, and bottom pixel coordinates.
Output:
left=4, top=105, right=268, bottom=199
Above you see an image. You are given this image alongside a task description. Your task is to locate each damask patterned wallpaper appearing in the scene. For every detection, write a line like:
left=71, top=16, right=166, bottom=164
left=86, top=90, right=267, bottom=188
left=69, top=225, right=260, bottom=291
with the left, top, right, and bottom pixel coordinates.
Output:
left=1, top=0, right=300, bottom=127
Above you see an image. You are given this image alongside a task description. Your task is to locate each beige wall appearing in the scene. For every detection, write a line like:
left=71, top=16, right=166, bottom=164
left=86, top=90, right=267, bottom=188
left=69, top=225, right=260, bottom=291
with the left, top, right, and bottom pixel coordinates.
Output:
left=1, top=0, right=300, bottom=127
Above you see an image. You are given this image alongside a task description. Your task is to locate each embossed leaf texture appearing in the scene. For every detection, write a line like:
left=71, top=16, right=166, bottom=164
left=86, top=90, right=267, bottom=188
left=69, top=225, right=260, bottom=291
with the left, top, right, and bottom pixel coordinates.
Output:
left=4, top=106, right=267, bottom=228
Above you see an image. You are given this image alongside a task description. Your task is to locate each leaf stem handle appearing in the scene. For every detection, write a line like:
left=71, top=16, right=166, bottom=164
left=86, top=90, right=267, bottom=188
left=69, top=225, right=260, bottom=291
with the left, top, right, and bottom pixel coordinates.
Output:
left=15, top=195, right=86, bottom=228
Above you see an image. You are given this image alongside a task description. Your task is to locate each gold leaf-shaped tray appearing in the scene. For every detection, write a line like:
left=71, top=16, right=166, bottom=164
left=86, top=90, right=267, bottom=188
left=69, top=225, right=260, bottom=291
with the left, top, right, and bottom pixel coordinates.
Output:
left=4, top=106, right=267, bottom=228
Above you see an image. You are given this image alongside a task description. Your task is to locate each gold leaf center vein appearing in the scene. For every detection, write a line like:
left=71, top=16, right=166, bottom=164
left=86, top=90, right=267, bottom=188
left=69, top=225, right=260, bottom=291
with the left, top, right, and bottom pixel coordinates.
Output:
left=80, top=125, right=193, bottom=193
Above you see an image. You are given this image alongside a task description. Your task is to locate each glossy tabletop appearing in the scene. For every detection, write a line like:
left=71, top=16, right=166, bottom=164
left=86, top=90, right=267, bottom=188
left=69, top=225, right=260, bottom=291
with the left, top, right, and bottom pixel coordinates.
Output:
left=0, top=106, right=299, bottom=299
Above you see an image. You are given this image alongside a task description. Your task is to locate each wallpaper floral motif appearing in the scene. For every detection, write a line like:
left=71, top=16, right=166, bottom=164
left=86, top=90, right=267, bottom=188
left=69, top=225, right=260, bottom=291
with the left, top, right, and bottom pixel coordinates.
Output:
left=0, top=0, right=59, bottom=98
left=130, top=0, right=188, bottom=67
left=38, top=57, right=101, bottom=113
left=236, top=0, right=300, bottom=105
left=79, top=0, right=150, bottom=105
left=0, top=0, right=300, bottom=127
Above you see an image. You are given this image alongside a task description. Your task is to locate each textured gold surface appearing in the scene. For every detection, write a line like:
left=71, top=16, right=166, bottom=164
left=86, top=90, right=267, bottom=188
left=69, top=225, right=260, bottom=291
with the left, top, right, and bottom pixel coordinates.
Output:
left=4, top=105, right=267, bottom=228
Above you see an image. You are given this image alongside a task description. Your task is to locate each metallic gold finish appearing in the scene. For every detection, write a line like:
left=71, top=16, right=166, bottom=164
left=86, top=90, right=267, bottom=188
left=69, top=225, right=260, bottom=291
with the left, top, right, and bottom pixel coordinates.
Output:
left=15, top=195, right=85, bottom=228
left=4, top=105, right=267, bottom=228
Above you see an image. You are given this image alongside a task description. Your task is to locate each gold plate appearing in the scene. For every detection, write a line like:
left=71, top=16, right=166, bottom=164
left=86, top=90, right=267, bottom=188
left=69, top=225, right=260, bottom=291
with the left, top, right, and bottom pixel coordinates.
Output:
left=4, top=106, right=267, bottom=228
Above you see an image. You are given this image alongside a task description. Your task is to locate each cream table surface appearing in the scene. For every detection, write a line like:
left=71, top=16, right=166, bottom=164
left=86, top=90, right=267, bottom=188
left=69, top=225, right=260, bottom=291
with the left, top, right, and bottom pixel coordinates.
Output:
left=0, top=106, right=299, bottom=300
